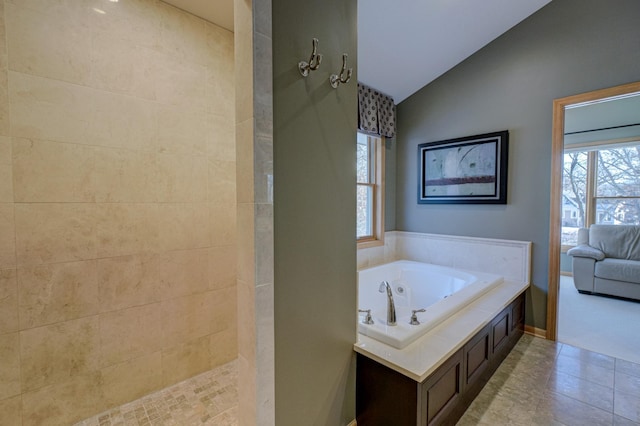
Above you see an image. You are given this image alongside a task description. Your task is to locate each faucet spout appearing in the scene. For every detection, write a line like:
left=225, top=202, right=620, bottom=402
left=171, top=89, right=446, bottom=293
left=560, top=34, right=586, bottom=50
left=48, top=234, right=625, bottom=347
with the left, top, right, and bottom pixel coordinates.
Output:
left=378, top=281, right=397, bottom=326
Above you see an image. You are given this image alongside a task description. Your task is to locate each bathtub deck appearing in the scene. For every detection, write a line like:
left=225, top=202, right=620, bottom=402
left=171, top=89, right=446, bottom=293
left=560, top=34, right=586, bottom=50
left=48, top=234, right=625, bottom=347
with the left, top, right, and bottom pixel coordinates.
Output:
left=354, top=279, right=529, bottom=382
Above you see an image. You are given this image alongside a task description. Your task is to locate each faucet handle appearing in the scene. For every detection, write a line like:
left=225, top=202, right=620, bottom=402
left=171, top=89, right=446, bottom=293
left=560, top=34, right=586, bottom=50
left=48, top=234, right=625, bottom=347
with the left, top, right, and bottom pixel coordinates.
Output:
left=410, top=309, right=426, bottom=325
left=358, top=309, right=374, bottom=325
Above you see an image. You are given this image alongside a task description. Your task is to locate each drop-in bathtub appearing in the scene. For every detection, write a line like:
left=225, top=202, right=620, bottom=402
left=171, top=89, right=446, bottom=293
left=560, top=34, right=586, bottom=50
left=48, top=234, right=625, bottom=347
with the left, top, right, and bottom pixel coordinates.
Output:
left=357, top=260, right=503, bottom=349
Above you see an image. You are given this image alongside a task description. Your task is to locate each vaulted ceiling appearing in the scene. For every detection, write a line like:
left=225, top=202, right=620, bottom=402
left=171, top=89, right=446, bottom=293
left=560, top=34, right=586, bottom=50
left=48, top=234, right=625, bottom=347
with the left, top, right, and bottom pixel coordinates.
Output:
left=162, top=0, right=551, bottom=103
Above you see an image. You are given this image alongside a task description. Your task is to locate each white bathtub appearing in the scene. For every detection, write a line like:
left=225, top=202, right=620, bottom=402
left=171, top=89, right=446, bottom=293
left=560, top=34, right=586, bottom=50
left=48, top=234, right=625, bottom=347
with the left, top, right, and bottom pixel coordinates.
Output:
left=357, top=260, right=503, bottom=349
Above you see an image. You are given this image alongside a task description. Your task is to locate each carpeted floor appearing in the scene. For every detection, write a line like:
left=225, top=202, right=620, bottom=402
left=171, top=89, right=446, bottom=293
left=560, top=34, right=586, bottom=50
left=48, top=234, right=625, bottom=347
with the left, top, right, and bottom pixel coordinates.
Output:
left=558, top=275, right=640, bottom=364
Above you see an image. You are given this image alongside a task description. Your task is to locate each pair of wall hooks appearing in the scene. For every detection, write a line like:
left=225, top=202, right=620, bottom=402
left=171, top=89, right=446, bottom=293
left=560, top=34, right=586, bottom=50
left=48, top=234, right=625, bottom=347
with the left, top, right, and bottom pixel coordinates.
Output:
left=298, top=38, right=352, bottom=89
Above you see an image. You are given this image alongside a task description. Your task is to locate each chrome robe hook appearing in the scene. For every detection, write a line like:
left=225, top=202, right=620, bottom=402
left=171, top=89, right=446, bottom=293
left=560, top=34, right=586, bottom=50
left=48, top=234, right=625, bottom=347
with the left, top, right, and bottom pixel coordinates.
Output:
left=330, top=54, right=353, bottom=88
left=299, top=38, right=322, bottom=77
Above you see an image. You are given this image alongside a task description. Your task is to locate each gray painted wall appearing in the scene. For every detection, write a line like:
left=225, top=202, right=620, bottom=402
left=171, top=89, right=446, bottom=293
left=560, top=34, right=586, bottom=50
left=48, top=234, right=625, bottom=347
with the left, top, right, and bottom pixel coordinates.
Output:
left=385, top=137, right=397, bottom=231
left=395, top=0, right=640, bottom=329
left=272, top=0, right=357, bottom=424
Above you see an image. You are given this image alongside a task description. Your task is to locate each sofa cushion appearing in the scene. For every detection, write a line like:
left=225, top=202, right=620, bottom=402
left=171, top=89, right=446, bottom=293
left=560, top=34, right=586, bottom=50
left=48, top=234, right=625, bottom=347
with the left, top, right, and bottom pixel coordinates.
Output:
left=595, top=258, right=640, bottom=285
left=589, top=225, right=640, bottom=261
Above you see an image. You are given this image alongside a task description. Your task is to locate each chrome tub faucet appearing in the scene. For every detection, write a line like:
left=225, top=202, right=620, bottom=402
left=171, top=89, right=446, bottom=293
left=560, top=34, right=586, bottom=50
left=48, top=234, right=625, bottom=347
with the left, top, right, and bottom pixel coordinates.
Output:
left=378, top=281, right=397, bottom=326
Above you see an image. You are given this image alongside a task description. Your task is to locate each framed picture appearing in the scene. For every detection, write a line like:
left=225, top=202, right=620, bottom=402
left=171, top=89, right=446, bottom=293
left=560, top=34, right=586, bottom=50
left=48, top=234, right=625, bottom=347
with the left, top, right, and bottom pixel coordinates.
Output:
left=418, top=130, right=509, bottom=204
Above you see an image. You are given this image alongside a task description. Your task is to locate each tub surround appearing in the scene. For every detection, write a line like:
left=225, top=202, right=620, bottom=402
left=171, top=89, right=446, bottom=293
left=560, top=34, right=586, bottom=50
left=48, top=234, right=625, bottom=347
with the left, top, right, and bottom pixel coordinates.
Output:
left=355, top=278, right=528, bottom=382
left=358, top=231, right=531, bottom=283
left=355, top=231, right=531, bottom=381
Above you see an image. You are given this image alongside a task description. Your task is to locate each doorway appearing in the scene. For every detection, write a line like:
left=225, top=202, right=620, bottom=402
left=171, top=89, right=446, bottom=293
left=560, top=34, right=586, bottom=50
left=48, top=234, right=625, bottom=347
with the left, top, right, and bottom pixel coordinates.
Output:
left=547, top=81, right=640, bottom=361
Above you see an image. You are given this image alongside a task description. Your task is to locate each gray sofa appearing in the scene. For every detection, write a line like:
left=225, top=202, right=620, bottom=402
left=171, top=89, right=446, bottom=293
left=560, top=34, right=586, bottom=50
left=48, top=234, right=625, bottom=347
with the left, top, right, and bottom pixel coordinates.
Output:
left=567, top=224, right=640, bottom=301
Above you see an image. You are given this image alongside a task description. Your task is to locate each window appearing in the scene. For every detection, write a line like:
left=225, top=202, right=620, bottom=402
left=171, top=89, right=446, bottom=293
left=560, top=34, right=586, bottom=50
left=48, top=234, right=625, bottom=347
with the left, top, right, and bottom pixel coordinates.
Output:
left=357, top=132, right=384, bottom=246
left=562, top=142, right=640, bottom=247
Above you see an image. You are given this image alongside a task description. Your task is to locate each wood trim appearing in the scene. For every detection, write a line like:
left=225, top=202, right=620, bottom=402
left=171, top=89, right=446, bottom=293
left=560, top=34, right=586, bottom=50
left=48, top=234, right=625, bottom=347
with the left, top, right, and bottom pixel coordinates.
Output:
left=347, top=420, right=357, bottom=426
left=547, top=81, right=640, bottom=342
left=377, top=136, right=385, bottom=245
left=585, top=151, right=597, bottom=225
left=564, top=136, right=640, bottom=151
left=524, top=325, right=547, bottom=338
left=357, top=135, right=385, bottom=249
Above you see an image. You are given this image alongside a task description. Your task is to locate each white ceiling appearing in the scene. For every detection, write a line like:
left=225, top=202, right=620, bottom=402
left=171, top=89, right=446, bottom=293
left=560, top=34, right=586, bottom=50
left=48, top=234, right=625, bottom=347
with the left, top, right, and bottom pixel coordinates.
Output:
left=162, top=0, right=551, bottom=103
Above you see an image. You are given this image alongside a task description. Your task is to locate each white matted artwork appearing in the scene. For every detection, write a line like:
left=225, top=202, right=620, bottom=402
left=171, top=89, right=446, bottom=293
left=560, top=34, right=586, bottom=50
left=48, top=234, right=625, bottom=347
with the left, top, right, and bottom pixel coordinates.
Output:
left=418, top=130, right=509, bottom=204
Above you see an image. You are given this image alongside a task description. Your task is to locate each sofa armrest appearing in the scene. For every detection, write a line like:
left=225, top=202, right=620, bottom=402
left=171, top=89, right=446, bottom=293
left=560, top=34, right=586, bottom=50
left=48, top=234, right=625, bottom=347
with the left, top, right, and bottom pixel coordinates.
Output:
left=572, top=257, right=596, bottom=293
left=567, top=244, right=605, bottom=261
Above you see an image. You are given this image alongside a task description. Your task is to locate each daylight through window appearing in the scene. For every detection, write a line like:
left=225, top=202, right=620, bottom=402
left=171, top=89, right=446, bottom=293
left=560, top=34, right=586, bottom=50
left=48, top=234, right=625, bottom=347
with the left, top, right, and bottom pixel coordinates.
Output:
left=562, top=142, right=640, bottom=247
left=357, top=133, right=384, bottom=244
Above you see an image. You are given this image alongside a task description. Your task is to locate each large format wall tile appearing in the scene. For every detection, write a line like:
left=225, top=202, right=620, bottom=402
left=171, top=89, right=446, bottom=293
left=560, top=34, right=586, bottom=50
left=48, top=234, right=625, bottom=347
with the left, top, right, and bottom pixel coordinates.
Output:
left=5, top=3, right=92, bottom=85
left=14, top=203, right=97, bottom=265
left=97, top=254, right=162, bottom=313
left=157, top=203, right=211, bottom=251
left=209, top=326, right=238, bottom=367
left=155, top=54, right=209, bottom=111
left=0, top=395, right=22, bottom=426
left=90, top=91, right=157, bottom=152
left=0, top=203, right=16, bottom=268
left=92, top=147, right=158, bottom=203
left=0, top=332, right=21, bottom=400
left=20, top=316, right=101, bottom=391
left=95, top=203, right=158, bottom=258
left=0, top=269, right=18, bottom=334
left=87, top=0, right=160, bottom=50
left=209, top=286, right=237, bottom=336
left=157, top=1, right=210, bottom=67
left=12, top=138, right=96, bottom=203
left=0, top=0, right=7, bottom=136
left=101, top=352, right=163, bottom=408
left=156, top=152, right=208, bottom=203
left=8, top=72, right=95, bottom=145
left=157, top=105, right=209, bottom=156
left=161, top=336, right=211, bottom=386
left=0, top=54, right=8, bottom=137
left=208, top=159, right=236, bottom=204
left=18, top=260, right=99, bottom=330
left=99, top=303, right=163, bottom=367
left=21, top=372, right=105, bottom=426
left=210, top=201, right=236, bottom=247
left=208, top=114, right=235, bottom=161
left=89, top=33, right=157, bottom=100
left=18, top=260, right=99, bottom=329
left=209, top=245, right=236, bottom=290
left=161, top=292, right=212, bottom=348
left=156, top=248, right=210, bottom=299
left=0, top=137, right=12, bottom=202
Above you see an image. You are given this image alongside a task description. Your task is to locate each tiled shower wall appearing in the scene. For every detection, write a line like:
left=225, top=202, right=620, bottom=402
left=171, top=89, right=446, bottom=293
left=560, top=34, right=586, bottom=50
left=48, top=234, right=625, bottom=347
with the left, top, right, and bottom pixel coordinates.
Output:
left=0, top=0, right=236, bottom=424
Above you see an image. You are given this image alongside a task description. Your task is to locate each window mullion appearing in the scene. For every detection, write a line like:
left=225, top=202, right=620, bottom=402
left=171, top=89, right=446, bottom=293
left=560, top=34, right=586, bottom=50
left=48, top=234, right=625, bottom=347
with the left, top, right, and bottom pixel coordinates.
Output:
left=585, top=151, right=597, bottom=226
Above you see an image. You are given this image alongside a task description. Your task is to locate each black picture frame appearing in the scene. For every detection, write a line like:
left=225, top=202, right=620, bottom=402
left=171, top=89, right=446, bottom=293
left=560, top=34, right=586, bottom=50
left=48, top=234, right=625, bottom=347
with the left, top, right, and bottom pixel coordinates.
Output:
left=418, top=130, right=509, bottom=204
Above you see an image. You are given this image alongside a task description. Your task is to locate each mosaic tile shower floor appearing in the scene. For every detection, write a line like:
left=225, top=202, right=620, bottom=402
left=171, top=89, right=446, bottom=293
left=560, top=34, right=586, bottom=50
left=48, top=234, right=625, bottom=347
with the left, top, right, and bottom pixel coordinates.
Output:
left=76, top=360, right=237, bottom=426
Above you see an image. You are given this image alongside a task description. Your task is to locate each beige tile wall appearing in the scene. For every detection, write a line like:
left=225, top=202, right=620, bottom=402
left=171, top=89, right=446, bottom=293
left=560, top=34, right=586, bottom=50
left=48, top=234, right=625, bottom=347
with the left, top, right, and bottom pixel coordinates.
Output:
left=0, top=0, right=236, bottom=424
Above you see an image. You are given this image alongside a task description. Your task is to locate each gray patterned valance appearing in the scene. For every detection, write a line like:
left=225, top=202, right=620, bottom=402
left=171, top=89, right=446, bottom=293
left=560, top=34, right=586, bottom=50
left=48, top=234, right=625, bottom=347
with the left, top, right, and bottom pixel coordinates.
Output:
left=358, top=83, right=396, bottom=138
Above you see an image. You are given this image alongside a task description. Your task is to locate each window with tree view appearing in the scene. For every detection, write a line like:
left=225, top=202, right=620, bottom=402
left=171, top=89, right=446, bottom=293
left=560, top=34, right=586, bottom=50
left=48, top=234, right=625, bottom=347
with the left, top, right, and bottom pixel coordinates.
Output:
left=562, top=143, right=640, bottom=247
left=357, top=132, right=384, bottom=243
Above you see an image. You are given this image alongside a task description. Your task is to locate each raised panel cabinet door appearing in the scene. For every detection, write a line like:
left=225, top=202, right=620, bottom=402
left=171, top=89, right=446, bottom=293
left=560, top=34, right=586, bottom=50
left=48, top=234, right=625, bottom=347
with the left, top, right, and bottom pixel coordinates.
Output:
left=420, top=349, right=463, bottom=425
